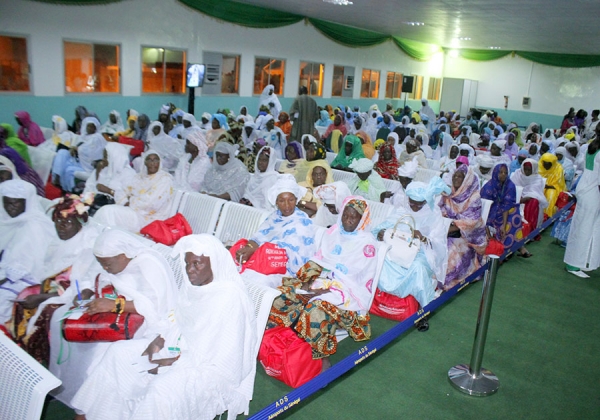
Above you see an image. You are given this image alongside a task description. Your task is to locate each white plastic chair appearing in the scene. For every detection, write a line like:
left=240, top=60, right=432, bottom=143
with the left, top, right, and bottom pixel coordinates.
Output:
left=168, top=189, right=187, bottom=217
left=381, top=177, right=399, bottom=192
left=242, top=279, right=280, bottom=356
left=39, top=126, right=54, bottom=140
left=214, top=202, right=271, bottom=245
left=414, top=167, right=442, bottom=184
left=27, top=145, right=56, bottom=183
left=331, top=168, right=356, bottom=183
left=366, top=200, right=394, bottom=229
left=177, top=192, right=226, bottom=235
left=0, top=333, right=62, bottom=420
left=326, top=152, right=337, bottom=164
left=515, top=186, right=525, bottom=217
left=426, top=158, right=437, bottom=170
left=481, top=198, right=493, bottom=224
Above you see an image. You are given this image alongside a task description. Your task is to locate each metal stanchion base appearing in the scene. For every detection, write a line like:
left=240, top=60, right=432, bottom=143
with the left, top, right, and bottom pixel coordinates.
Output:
left=448, top=364, right=499, bottom=396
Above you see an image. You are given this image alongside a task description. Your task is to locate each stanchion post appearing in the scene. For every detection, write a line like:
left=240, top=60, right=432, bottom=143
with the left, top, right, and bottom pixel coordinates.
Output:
left=447, top=255, right=501, bottom=396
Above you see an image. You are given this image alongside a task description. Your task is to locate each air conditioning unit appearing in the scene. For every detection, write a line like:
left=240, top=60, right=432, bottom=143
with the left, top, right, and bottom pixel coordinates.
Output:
left=522, top=96, right=531, bottom=107
left=204, top=64, right=220, bottom=85
left=344, top=75, right=354, bottom=90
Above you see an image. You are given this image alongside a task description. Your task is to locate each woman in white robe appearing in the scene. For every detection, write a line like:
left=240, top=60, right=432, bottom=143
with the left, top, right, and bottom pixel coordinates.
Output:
left=373, top=178, right=451, bottom=308
left=100, top=110, right=124, bottom=136
left=564, top=137, right=600, bottom=277
left=258, top=84, right=282, bottom=119
left=174, top=130, right=211, bottom=193
left=83, top=142, right=136, bottom=206
left=241, top=145, right=280, bottom=210
left=72, top=234, right=256, bottom=420
left=510, top=158, right=548, bottom=230
left=146, top=121, right=184, bottom=172
left=52, top=117, right=107, bottom=192
left=51, top=115, right=78, bottom=150
left=93, top=150, right=173, bottom=232
left=313, top=181, right=352, bottom=228
left=52, top=229, right=178, bottom=413
left=200, top=142, right=249, bottom=202
left=0, top=179, right=56, bottom=323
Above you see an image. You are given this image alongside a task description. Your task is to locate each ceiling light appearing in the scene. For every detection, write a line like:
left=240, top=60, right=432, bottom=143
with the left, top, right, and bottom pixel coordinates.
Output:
left=323, top=0, right=353, bottom=5
left=488, top=46, right=502, bottom=50
left=403, top=22, right=425, bottom=26
left=458, top=37, right=471, bottom=41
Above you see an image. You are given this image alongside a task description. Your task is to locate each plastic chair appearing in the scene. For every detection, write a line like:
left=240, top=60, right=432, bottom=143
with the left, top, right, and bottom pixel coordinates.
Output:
left=151, top=242, right=185, bottom=290
left=214, top=202, right=271, bottom=245
left=168, top=189, right=187, bottom=217
left=0, top=333, right=61, bottom=420
left=241, top=279, right=280, bottom=356
left=414, top=167, right=441, bottom=184
left=39, top=126, right=54, bottom=140
left=326, top=152, right=337, bottom=164
left=366, top=200, right=394, bottom=229
left=27, top=145, right=56, bottom=183
left=381, top=177, right=399, bottom=192
left=177, top=192, right=226, bottom=235
left=481, top=198, right=493, bottom=224
left=331, top=168, right=356, bottom=183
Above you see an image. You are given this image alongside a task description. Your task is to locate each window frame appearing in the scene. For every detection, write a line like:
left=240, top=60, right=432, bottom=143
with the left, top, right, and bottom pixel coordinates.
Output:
left=385, top=71, right=403, bottom=99
left=0, top=32, right=32, bottom=94
left=427, top=76, right=442, bottom=101
left=408, top=74, right=424, bottom=100
left=63, top=38, right=121, bottom=95
left=299, top=61, right=325, bottom=97
left=360, top=68, right=380, bottom=99
left=331, top=65, right=345, bottom=97
left=140, top=45, right=186, bottom=95
left=253, top=56, right=286, bottom=96
left=220, top=54, right=241, bottom=95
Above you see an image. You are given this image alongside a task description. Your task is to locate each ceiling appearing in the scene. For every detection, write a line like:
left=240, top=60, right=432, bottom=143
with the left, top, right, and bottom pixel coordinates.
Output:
left=236, top=0, right=600, bottom=54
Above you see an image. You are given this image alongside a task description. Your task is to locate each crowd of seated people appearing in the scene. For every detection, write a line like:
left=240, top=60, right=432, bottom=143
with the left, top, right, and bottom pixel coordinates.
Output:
left=1, top=100, right=599, bottom=419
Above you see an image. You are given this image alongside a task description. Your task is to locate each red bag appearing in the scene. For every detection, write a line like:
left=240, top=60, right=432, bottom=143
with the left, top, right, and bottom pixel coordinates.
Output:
left=117, top=136, right=145, bottom=157
left=62, top=275, right=144, bottom=342
left=556, top=192, right=573, bottom=209
left=369, top=289, right=419, bottom=321
left=258, top=326, right=322, bottom=388
left=140, top=213, right=192, bottom=246
left=229, top=239, right=288, bottom=275
left=485, top=238, right=505, bottom=256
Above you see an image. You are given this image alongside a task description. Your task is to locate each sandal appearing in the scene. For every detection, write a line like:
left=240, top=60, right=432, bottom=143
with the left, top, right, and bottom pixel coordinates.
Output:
left=518, top=251, right=533, bottom=258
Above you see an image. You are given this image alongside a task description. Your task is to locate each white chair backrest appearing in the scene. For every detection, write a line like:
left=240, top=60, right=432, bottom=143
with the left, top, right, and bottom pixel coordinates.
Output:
left=0, top=333, right=61, bottom=420
left=515, top=185, right=524, bottom=203
left=241, top=279, right=280, bottom=356
left=366, top=200, right=394, bottom=229
left=481, top=198, right=493, bottom=224
left=414, top=167, right=441, bottom=184
left=426, top=158, right=437, bottom=170
left=27, top=145, right=56, bottom=183
left=314, top=125, right=327, bottom=137
left=177, top=192, right=226, bottom=235
left=39, top=126, right=54, bottom=140
left=331, top=168, right=356, bottom=183
left=168, top=189, right=187, bottom=217
left=381, top=177, right=400, bottom=192
left=326, top=152, right=336, bottom=164
left=214, top=202, right=271, bottom=245
left=151, top=242, right=185, bottom=290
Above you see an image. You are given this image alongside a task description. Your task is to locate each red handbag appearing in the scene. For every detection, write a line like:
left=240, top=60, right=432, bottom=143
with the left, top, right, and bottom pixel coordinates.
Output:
left=369, top=289, right=419, bottom=321
left=485, top=238, right=505, bottom=256
left=140, top=213, right=192, bottom=246
left=258, top=326, right=322, bottom=388
left=229, top=239, right=288, bottom=275
left=117, top=136, right=145, bottom=157
left=62, top=275, right=144, bottom=342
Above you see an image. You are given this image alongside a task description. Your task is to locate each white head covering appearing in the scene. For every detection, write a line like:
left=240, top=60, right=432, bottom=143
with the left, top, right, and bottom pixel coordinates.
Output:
left=554, top=146, right=567, bottom=159
left=103, top=142, right=132, bottom=180
left=387, top=132, right=399, bottom=145
left=267, top=174, right=307, bottom=206
left=398, top=156, right=419, bottom=178
left=0, top=156, right=19, bottom=180
left=93, top=228, right=147, bottom=259
left=52, top=115, right=69, bottom=134
left=183, top=113, right=198, bottom=126
left=185, top=129, right=208, bottom=156
left=349, top=158, right=374, bottom=173
left=477, top=154, right=495, bottom=169
left=140, top=149, right=163, bottom=175
left=213, top=142, right=239, bottom=171
left=405, top=177, right=450, bottom=209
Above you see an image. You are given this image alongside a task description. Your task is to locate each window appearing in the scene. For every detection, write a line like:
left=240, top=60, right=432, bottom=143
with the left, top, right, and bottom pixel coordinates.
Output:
left=141, top=47, right=185, bottom=94
left=254, top=57, right=285, bottom=95
left=408, top=75, right=424, bottom=100
left=299, top=61, right=324, bottom=96
left=331, top=65, right=345, bottom=97
left=427, top=77, right=442, bottom=101
left=64, top=41, right=119, bottom=93
left=0, top=35, right=29, bottom=92
left=360, top=69, right=380, bottom=98
left=385, top=71, right=403, bottom=99
left=221, top=55, right=240, bottom=94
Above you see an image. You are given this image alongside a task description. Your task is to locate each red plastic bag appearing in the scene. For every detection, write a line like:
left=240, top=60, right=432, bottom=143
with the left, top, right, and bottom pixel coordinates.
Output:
left=369, top=289, right=419, bottom=321
left=229, top=239, right=288, bottom=275
left=485, top=238, right=504, bottom=256
left=118, top=136, right=145, bottom=157
left=556, top=192, right=573, bottom=209
left=258, top=326, right=322, bottom=388
left=141, top=213, right=192, bottom=246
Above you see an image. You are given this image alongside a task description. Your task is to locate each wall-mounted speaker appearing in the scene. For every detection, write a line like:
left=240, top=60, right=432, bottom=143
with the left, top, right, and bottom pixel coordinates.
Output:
left=402, top=76, right=414, bottom=93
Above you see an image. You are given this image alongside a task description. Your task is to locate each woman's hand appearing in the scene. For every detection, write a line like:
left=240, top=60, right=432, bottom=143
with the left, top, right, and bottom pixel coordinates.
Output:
left=85, top=297, right=115, bottom=315
left=520, top=197, right=531, bottom=204
left=96, top=184, right=114, bottom=196
left=376, top=229, right=386, bottom=241
left=545, top=185, right=555, bottom=190
left=147, top=356, right=180, bottom=374
left=69, top=147, right=78, bottom=157
left=448, top=223, right=460, bottom=234
left=235, top=241, right=258, bottom=263
left=380, top=191, right=393, bottom=202
left=72, top=288, right=94, bottom=306
left=414, top=229, right=428, bottom=243
left=142, top=335, right=165, bottom=359
left=239, top=198, right=253, bottom=206
left=21, top=293, right=55, bottom=310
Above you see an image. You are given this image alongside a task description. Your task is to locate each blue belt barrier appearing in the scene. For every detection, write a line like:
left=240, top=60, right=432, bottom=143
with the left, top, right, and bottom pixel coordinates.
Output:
left=250, top=201, right=574, bottom=419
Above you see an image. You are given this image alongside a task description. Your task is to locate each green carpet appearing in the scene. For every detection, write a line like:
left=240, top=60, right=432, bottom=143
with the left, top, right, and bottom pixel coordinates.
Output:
left=42, top=232, right=600, bottom=419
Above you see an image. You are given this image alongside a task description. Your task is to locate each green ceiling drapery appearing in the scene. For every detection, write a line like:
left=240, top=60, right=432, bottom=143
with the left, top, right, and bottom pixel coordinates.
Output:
left=31, top=0, right=123, bottom=4
left=178, top=0, right=303, bottom=28
left=515, top=51, right=600, bottom=68
left=453, top=49, right=512, bottom=62
left=393, top=37, right=442, bottom=62
left=309, top=18, right=390, bottom=48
